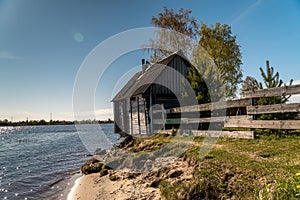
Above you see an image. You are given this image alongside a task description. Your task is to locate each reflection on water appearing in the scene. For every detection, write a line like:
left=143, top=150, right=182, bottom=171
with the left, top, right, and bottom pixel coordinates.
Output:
left=0, top=124, right=118, bottom=200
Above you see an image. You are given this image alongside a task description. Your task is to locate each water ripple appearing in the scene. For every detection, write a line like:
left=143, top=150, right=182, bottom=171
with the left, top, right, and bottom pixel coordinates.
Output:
left=0, top=124, right=117, bottom=199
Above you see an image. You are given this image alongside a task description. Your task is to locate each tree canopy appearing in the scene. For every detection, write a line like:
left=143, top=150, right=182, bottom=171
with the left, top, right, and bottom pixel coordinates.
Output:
left=148, top=7, right=198, bottom=63
left=241, top=60, right=293, bottom=103
left=252, top=60, right=293, bottom=104
left=197, top=23, right=243, bottom=99
left=240, top=76, right=259, bottom=96
left=241, top=60, right=296, bottom=125
left=147, top=7, right=243, bottom=100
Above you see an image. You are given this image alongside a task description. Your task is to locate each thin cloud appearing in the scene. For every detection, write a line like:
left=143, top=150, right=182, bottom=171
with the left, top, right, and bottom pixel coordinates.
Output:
left=44, top=108, right=113, bottom=121
left=0, top=51, right=21, bottom=60
left=0, top=108, right=113, bottom=122
left=0, top=111, right=47, bottom=121
left=73, top=108, right=113, bottom=121
left=230, top=0, right=263, bottom=25
left=95, top=108, right=113, bottom=120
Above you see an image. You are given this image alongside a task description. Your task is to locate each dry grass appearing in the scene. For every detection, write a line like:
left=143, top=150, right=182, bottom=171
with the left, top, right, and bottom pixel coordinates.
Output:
left=158, top=135, right=300, bottom=199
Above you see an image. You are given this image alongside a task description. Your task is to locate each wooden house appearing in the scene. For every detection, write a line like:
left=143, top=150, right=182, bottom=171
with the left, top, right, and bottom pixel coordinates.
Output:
left=112, top=50, right=205, bottom=135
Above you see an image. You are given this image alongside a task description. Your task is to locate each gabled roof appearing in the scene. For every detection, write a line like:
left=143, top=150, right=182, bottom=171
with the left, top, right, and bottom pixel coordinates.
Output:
left=111, top=71, right=143, bottom=102
left=112, top=50, right=188, bottom=102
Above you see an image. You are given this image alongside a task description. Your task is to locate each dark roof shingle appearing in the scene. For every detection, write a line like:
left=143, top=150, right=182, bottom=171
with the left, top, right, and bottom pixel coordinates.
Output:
left=112, top=51, right=185, bottom=101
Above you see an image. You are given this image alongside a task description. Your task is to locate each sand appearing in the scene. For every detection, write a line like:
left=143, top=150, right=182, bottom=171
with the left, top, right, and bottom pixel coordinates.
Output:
left=67, top=173, right=132, bottom=200
left=68, top=174, right=116, bottom=200
left=67, top=171, right=161, bottom=200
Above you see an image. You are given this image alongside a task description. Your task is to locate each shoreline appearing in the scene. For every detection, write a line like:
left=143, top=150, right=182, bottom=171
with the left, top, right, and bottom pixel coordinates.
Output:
left=64, top=172, right=82, bottom=199
left=0, top=122, right=114, bottom=127
left=66, top=174, right=83, bottom=200
left=66, top=173, right=126, bottom=200
left=65, top=133, right=300, bottom=199
left=67, top=173, right=104, bottom=200
left=66, top=170, right=161, bottom=200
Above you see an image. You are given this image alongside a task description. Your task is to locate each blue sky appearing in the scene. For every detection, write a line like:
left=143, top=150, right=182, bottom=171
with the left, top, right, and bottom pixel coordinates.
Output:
left=0, top=0, right=299, bottom=121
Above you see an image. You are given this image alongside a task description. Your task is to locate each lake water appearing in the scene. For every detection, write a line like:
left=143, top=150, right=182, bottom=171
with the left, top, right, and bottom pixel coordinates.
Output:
left=0, top=124, right=119, bottom=200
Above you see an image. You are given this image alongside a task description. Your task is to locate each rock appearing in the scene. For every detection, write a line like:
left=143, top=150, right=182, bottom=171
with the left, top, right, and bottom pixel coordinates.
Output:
left=116, top=135, right=135, bottom=149
left=99, top=169, right=108, bottom=177
left=168, top=170, right=183, bottom=178
left=149, top=179, right=161, bottom=188
left=94, top=148, right=107, bottom=155
left=126, top=172, right=141, bottom=179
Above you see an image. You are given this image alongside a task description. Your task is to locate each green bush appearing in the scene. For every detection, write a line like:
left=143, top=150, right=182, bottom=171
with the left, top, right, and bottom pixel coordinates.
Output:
left=80, top=158, right=107, bottom=175
left=109, top=175, right=119, bottom=181
left=99, top=169, right=108, bottom=177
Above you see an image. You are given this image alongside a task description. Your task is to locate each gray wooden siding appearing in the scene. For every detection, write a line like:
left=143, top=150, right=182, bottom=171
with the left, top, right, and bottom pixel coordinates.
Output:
left=149, top=57, right=189, bottom=96
left=113, top=99, right=131, bottom=134
left=130, top=95, right=149, bottom=135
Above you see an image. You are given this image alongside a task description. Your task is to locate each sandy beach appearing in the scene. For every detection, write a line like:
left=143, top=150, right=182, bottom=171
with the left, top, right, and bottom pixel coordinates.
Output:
left=67, top=173, right=119, bottom=200
left=67, top=172, right=161, bottom=200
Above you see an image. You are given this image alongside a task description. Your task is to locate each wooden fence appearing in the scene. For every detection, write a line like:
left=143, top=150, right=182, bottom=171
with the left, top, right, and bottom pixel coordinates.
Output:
left=153, top=84, right=300, bottom=139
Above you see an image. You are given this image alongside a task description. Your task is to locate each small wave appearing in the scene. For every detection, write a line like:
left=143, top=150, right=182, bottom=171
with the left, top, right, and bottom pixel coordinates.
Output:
left=65, top=170, right=80, bottom=176
left=48, top=178, right=64, bottom=187
left=0, top=124, right=115, bottom=199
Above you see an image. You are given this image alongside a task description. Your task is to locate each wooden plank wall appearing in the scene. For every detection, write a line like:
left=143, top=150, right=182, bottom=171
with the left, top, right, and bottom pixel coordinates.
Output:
left=130, top=95, right=149, bottom=135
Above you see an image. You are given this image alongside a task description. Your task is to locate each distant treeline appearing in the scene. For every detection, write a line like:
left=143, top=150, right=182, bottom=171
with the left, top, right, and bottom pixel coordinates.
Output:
left=0, top=118, right=114, bottom=126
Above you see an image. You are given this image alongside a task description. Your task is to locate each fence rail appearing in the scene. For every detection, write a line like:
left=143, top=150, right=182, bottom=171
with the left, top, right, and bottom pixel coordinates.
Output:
left=154, top=84, right=300, bottom=139
left=224, top=118, right=300, bottom=130
left=243, top=84, right=300, bottom=98
left=153, top=116, right=252, bottom=124
left=171, top=98, right=252, bottom=113
left=246, top=103, right=300, bottom=115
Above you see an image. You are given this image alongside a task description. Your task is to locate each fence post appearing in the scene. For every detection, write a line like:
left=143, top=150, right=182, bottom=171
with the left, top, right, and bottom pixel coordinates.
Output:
left=250, top=97, right=256, bottom=135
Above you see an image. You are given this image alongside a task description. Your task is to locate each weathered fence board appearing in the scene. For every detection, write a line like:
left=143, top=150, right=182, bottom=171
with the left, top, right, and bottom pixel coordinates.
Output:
left=247, top=103, right=300, bottom=114
left=224, top=118, right=300, bottom=129
left=243, top=84, right=300, bottom=98
left=190, top=130, right=254, bottom=139
left=153, top=116, right=252, bottom=124
left=171, top=98, right=252, bottom=113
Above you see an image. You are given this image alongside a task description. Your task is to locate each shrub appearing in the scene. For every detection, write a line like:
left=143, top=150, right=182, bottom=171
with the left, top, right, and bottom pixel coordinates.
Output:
left=80, top=158, right=107, bottom=175
left=109, top=175, right=119, bottom=181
